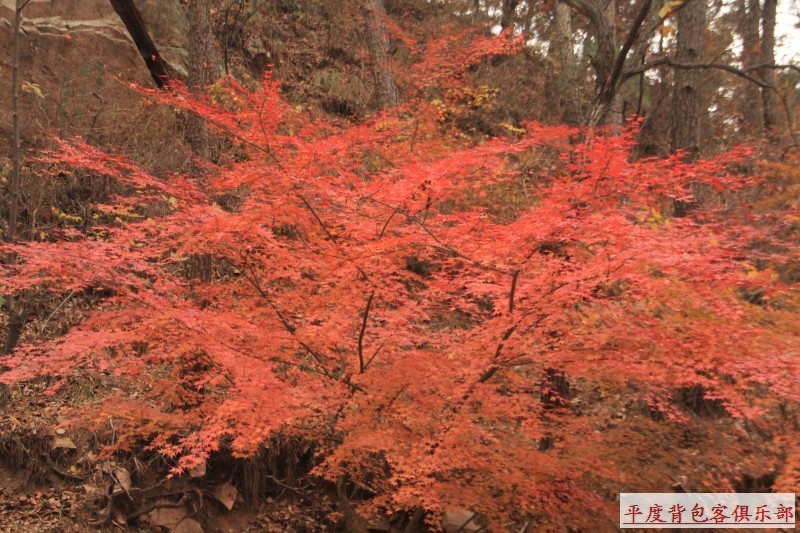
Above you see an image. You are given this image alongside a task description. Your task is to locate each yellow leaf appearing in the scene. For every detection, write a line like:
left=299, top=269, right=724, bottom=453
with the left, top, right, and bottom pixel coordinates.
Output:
left=20, top=81, right=44, bottom=99
left=659, top=0, right=684, bottom=18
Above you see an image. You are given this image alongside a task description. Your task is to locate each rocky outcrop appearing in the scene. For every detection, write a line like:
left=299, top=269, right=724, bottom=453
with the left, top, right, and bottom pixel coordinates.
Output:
left=132, top=0, right=189, bottom=79
left=110, top=0, right=190, bottom=82
left=0, top=0, right=152, bottom=138
left=0, top=0, right=188, bottom=139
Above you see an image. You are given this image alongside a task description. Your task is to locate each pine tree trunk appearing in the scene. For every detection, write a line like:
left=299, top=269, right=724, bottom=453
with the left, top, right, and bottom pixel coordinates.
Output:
left=185, top=0, right=219, bottom=281
left=760, top=0, right=777, bottom=132
left=602, top=0, right=623, bottom=128
left=365, top=0, right=399, bottom=109
left=8, top=0, right=24, bottom=242
left=670, top=0, right=706, bottom=157
left=548, top=2, right=579, bottom=124
left=739, top=0, right=762, bottom=134
left=500, top=0, right=520, bottom=30
left=582, top=0, right=618, bottom=128
left=187, top=0, right=219, bottom=159
left=3, top=0, right=29, bottom=356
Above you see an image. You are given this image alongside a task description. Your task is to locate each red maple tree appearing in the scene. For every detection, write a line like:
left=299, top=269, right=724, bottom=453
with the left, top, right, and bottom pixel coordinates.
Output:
left=1, top=31, right=798, bottom=529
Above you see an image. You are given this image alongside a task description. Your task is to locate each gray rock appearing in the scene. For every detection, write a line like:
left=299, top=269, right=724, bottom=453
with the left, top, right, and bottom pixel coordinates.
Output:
left=0, top=0, right=154, bottom=137
left=130, top=0, right=189, bottom=79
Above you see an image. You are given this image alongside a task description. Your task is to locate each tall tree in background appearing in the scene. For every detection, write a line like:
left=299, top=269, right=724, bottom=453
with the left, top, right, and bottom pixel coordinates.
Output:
left=365, top=0, right=400, bottom=109
left=186, top=0, right=219, bottom=282
left=500, top=0, right=520, bottom=30
left=547, top=0, right=579, bottom=124
left=561, top=0, right=618, bottom=126
left=3, top=0, right=31, bottom=355
left=187, top=0, right=219, bottom=160
left=760, top=0, right=777, bottom=132
left=602, top=0, right=622, bottom=126
left=560, top=0, right=672, bottom=128
left=739, top=0, right=762, bottom=133
left=671, top=0, right=706, bottom=156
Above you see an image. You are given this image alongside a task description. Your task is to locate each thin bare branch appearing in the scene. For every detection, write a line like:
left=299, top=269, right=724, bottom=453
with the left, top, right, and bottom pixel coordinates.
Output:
left=622, top=56, right=780, bottom=87
left=508, top=270, right=520, bottom=314
left=298, top=194, right=338, bottom=244
left=357, top=291, right=375, bottom=373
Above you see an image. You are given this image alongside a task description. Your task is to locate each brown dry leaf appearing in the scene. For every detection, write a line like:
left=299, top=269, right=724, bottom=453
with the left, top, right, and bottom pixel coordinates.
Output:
left=111, top=467, right=131, bottom=494
left=188, top=461, right=206, bottom=478
left=51, top=437, right=76, bottom=450
left=214, top=482, right=238, bottom=511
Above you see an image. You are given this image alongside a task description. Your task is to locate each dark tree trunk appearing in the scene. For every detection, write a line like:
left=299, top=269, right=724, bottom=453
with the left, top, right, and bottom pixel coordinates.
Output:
left=562, top=0, right=623, bottom=127
left=760, top=0, right=777, bottom=132
left=8, top=0, right=24, bottom=242
left=3, top=0, right=30, bottom=356
left=185, top=0, right=219, bottom=281
left=739, top=0, right=762, bottom=134
left=547, top=1, right=579, bottom=124
left=591, top=1, right=617, bottom=102
left=601, top=0, right=622, bottom=127
left=500, top=0, right=520, bottom=30
left=3, top=317, right=26, bottom=356
left=365, top=0, right=400, bottom=109
left=336, top=475, right=369, bottom=533
left=670, top=0, right=706, bottom=156
left=187, top=0, right=219, bottom=159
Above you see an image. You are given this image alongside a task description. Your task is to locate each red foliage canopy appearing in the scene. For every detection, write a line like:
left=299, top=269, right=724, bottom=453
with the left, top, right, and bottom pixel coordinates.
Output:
left=1, top=39, right=798, bottom=527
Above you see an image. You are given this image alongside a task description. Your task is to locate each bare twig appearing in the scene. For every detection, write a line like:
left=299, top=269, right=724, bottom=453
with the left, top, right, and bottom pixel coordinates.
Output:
left=378, top=210, right=396, bottom=238
left=508, top=270, right=520, bottom=314
left=357, top=291, right=375, bottom=373
left=39, top=290, right=76, bottom=336
left=298, top=194, right=338, bottom=244
left=364, top=343, right=384, bottom=370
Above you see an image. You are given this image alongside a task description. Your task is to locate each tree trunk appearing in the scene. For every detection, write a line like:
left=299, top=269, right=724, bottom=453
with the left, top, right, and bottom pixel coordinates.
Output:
left=336, top=475, right=369, bottom=533
left=365, top=0, right=399, bottom=109
left=575, top=0, right=617, bottom=127
left=500, top=0, right=520, bottom=30
left=187, top=0, right=219, bottom=159
left=185, top=0, right=219, bottom=281
left=548, top=1, right=579, bottom=124
left=3, top=0, right=29, bottom=356
left=602, top=0, right=623, bottom=127
left=760, top=0, right=777, bottom=132
left=587, top=99, right=613, bottom=128
left=8, top=0, right=24, bottom=242
left=739, top=0, right=762, bottom=134
left=3, top=316, right=26, bottom=356
left=670, top=0, right=706, bottom=156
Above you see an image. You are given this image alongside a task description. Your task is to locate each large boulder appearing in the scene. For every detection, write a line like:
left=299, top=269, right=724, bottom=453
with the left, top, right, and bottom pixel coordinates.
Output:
left=0, top=0, right=190, bottom=141
left=130, top=0, right=189, bottom=79
left=109, top=0, right=190, bottom=81
left=0, top=0, right=155, bottom=139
